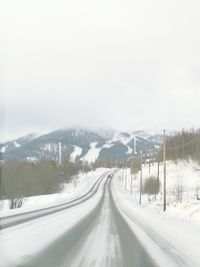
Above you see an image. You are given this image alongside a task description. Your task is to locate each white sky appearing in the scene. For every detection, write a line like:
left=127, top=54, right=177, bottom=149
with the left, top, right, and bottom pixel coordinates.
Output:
left=1, top=0, right=200, bottom=140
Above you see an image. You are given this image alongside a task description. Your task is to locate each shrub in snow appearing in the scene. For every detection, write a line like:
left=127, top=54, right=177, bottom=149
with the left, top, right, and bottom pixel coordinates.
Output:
left=172, top=177, right=184, bottom=203
left=195, top=186, right=200, bottom=200
left=143, top=176, right=160, bottom=201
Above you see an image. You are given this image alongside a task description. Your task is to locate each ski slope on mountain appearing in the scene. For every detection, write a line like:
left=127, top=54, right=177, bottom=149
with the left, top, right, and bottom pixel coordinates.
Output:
left=0, top=128, right=162, bottom=163
left=70, top=145, right=82, bottom=162
left=81, top=142, right=102, bottom=163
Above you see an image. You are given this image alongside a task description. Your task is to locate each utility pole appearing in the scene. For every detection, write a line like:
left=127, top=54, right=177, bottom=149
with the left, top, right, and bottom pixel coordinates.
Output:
left=139, top=152, right=143, bottom=205
left=131, top=174, right=133, bottom=195
left=182, top=135, right=185, bottom=159
left=126, top=161, right=128, bottom=190
left=124, top=162, right=125, bottom=184
left=157, top=157, right=160, bottom=185
left=125, top=162, right=127, bottom=191
left=149, top=153, right=151, bottom=174
left=163, top=129, right=167, bottom=212
left=58, top=142, right=62, bottom=165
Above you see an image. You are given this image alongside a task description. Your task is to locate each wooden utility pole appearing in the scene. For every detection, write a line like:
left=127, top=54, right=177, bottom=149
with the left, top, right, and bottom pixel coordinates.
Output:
left=139, top=152, right=143, bottom=205
left=163, top=129, right=167, bottom=212
left=124, top=162, right=126, bottom=184
left=157, top=158, right=160, bottom=185
left=131, top=174, right=133, bottom=195
left=182, top=136, right=185, bottom=159
left=125, top=162, right=127, bottom=191
left=149, top=153, right=151, bottom=174
left=126, top=161, right=128, bottom=190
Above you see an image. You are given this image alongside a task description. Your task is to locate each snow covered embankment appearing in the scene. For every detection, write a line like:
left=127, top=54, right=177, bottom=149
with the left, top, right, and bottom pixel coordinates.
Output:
left=112, top=166, right=200, bottom=267
left=118, top=161, right=200, bottom=225
left=0, top=175, right=108, bottom=267
left=0, top=168, right=108, bottom=218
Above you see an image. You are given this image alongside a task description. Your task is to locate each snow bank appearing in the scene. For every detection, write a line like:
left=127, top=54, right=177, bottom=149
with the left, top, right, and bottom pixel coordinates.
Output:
left=118, top=160, right=200, bottom=225
left=0, top=168, right=108, bottom=217
left=0, top=179, right=106, bottom=267
left=112, top=171, right=200, bottom=266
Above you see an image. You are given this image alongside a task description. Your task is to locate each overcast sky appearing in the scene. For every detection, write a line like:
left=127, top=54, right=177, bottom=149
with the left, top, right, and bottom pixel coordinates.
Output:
left=1, top=0, right=200, bottom=140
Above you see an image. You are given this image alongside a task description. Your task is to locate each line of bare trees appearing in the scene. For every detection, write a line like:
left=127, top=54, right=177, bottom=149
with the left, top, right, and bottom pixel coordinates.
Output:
left=0, top=158, right=93, bottom=209
left=166, top=129, right=200, bottom=162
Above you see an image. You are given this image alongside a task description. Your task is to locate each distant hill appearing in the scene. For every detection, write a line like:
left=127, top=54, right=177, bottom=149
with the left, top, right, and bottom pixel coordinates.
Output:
left=0, top=128, right=162, bottom=163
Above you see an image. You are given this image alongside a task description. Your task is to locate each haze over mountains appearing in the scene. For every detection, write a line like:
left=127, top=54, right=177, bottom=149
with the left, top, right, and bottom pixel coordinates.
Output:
left=0, top=128, right=162, bottom=163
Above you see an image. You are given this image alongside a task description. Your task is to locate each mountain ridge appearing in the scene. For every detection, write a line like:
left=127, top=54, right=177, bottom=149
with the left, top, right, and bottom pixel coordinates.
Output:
left=0, top=128, right=162, bottom=163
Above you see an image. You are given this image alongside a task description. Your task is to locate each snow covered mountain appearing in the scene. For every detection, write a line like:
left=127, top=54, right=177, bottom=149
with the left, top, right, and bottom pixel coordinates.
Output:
left=0, top=128, right=162, bottom=163
left=0, top=133, right=40, bottom=154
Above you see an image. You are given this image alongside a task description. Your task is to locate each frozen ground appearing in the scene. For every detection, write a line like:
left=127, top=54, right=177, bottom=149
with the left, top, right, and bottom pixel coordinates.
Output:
left=1, top=164, right=200, bottom=266
left=112, top=162, right=200, bottom=266
left=0, top=173, right=156, bottom=267
left=118, top=160, right=200, bottom=225
left=0, top=168, right=108, bottom=217
left=0, top=176, right=106, bottom=267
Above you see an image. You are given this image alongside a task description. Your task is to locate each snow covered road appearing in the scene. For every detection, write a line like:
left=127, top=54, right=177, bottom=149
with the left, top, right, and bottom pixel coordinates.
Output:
left=0, top=172, right=155, bottom=267
left=0, top=172, right=108, bottom=267
left=0, top=171, right=109, bottom=230
left=2, top=169, right=196, bottom=267
left=0, top=170, right=200, bottom=267
left=41, top=179, right=155, bottom=267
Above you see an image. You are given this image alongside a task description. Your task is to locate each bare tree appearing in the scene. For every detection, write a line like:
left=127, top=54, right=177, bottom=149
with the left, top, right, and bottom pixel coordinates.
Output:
left=172, top=176, right=184, bottom=203
left=195, top=186, right=200, bottom=200
left=143, top=176, right=160, bottom=201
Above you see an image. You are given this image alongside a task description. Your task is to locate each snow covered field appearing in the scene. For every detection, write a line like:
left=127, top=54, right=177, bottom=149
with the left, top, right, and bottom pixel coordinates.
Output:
left=116, top=160, right=200, bottom=225
left=0, top=168, right=108, bottom=217
left=112, top=165, right=200, bottom=266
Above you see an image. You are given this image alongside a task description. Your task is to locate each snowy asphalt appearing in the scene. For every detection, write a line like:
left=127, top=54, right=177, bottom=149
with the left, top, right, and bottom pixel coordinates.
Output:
left=0, top=171, right=109, bottom=230
left=0, top=172, right=156, bottom=267
left=23, top=178, right=155, bottom=267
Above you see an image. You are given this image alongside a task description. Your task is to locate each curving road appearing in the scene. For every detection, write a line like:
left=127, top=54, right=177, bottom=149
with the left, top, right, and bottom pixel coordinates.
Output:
left=0, top=171, right=109, bottom=230
left=0, top=173, right=156, bottom=267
